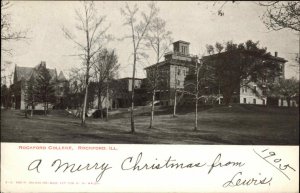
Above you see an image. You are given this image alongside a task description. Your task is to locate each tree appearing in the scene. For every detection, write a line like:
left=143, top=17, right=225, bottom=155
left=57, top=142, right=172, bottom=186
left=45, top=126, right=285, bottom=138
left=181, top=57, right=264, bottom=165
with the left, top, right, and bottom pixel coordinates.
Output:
left=211, top=1, right=300, bottom=72
left=24, top=76, right=36, bottom=117
left=121, top=2, right=158, bottom=133
left=259, top=1, right=300, bottom=32
left=1, top=1, right=27, bottom=47
left=68, top=68, right=86, bottom=110
left=211, top=1, right=300, bottom=32
left=203, top=40, right=283, bottom=106
left=215, top=42, right=224, bottom=53
left=206, top=44, right=215, bottom=55
left=184, top=57, right=216, bottom=131
left=34, top=65, right=56, bottom=115
left=269, top=78, right=299, bottom=107
left=1, top=84, right=11, bottom=109
left=145, top=10, right=172, bottom=128
left=62, top=1, right=109, bottom=126
left=1, top=1, right=27, bottom=84
left=93, top=49, right=119, bottom=120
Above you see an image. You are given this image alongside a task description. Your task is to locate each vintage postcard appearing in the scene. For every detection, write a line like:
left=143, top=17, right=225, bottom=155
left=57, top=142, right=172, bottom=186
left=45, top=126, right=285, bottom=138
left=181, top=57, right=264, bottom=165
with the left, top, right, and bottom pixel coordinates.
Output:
left=1, top=1, right=299, bottom=192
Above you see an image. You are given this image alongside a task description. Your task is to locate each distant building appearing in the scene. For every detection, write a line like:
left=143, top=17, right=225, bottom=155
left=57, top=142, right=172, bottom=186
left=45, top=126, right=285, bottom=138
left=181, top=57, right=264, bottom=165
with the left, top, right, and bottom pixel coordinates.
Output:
left=202, top=51, right=287, bottom=106
left=11, top=61, right=68, bottom=110
left=110, top=77, right=145, bottom=108
left=145, top=40, right=195, bottom=106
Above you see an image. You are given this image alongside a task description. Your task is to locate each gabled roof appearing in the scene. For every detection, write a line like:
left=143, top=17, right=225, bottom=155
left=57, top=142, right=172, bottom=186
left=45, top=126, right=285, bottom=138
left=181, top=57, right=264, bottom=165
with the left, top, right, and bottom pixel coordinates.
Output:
left=57, top=71, right=67, bottom=81
left=14, top=63, right=61, bottom=83
left=15, top=66, right=34, bottom=81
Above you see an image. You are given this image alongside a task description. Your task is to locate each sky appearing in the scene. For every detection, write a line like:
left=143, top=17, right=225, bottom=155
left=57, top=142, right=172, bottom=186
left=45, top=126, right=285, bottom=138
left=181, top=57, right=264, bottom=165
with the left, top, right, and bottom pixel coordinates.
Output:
left=2, top=1, right=299, bottom=85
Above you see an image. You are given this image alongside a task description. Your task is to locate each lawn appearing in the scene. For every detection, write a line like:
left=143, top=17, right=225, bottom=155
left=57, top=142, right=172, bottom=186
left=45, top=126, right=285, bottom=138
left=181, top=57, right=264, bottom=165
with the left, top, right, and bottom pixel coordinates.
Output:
left=1, top=104, right=299, bottom=145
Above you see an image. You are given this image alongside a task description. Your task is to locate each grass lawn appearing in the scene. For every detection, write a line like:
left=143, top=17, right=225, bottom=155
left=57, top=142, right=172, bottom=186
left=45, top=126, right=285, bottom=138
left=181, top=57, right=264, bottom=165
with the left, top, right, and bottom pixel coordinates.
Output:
left=1, top=104, right=299, bottom=144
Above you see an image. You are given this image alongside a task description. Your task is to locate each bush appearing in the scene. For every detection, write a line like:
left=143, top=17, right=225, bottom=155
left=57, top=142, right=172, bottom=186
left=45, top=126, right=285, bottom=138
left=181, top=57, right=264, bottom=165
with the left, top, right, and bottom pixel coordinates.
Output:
left=92, top=109, right=107, bottom=118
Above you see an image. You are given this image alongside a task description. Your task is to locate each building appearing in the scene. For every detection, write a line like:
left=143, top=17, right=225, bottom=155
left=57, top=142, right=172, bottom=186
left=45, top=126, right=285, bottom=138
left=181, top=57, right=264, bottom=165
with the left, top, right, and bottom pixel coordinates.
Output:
left=145, top=40, right=289, bottom=107
left=144, top=40, right=196, bottom=106
left=110, top=77, right=145, bottom=108
left=202, top=51, right=287, bottom=106
left=11, top=61, right=68, bottom=110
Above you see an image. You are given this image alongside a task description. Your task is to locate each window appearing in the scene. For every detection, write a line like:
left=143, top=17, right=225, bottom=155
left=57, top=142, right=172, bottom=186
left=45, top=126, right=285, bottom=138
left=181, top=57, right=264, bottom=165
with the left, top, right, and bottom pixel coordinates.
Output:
left=177, top=69, right=181, bottom=75
left=243, top=98, right=246, bottom=104
left=253, top=99, right=256, bottom=104
left=253, top=86, right=257, bottom=92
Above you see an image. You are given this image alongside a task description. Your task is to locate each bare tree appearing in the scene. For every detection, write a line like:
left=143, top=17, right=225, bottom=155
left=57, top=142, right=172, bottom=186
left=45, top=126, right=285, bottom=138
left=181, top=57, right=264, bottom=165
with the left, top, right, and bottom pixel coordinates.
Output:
left=258, top=1, right=300, bottom=71
left=145, top=12, right=172, bottom=128
left=1, top=1, right=27, bottom=45
left=121, top=2, right=158, bottom=133
left=183, top=57, right=202, bottom=131
left=62, top=1, right=109, bottom=126
left=1, top=1, right=27, bottom=83
left=183, top=55, right=217, bottom=131
left=259, top=1, right=300, bottom=32
left=93, top=49, right=119, bottom=120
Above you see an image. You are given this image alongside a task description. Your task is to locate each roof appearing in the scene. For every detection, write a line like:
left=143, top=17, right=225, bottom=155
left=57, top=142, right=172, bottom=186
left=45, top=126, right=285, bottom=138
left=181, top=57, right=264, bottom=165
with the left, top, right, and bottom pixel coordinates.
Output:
left=15, top=66, right=34, bottom=81
left=173, top=40, right=190, bottom=45
left=57, top=71, right=67, bottom=81
left=119, top=77, right=144, bottom=80
left=144, top=58, right=194, bottom=70
left=14, top=63, right=61, bottom=82
left=202, top=50, right=287, bottom=63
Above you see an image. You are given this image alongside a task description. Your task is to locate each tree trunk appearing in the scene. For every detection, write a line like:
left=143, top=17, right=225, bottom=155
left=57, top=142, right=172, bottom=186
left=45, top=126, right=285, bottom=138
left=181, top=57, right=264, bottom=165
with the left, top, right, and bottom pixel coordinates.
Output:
left=194, top=59, right=199, bottom=131
left=194, top=97, right=198, bottom=131
left=149, top=88, right=155, bottom=128
left=25, top=105, right=28, bottom=118
left=130, top=55, right=136, bottom=133
left=106, top=81, right=109, bottom=121
left=173, top=67, right=177, bottom=117
left=97, top=90, right=101, bottom=109
left=223, top=88, right=234, bottom=106
left=82, top=84, right=88, bottom=126
left=287, top=98, right=291, bottom=107
left=31, top=103, right=33, bottom=117
left=97, top=89, right=103, bottom=119
left=44, top=102, right=47, bottom=116
left=173, top=90, right=177, bottom=117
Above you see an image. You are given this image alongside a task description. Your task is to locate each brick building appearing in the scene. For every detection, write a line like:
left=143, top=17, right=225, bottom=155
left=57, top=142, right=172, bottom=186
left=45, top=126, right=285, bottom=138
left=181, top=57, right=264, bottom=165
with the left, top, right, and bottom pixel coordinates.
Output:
left=145, top=40, right=196, bottom=106
left=12, top=61, right=68, bottom=110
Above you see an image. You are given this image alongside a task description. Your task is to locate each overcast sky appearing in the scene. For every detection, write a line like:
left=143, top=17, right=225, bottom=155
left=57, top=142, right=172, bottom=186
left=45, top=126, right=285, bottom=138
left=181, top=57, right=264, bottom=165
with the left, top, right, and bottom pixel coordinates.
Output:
left=2, top=1, right=299, bottom=83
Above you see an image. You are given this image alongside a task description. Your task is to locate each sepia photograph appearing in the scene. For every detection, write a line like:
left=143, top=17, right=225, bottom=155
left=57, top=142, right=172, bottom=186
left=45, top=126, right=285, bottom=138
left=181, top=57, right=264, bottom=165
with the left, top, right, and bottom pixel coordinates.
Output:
left=1, top=1, right=299, bottom=145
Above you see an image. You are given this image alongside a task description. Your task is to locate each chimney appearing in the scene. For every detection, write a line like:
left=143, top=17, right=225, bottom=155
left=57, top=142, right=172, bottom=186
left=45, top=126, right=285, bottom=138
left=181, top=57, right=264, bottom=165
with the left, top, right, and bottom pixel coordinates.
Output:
left=274, top=52, right=278, bottom=57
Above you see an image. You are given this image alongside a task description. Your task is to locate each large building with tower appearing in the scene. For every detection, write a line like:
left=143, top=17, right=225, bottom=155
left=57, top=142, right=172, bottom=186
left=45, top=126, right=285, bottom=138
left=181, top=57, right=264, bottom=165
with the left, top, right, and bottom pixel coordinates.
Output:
left=145, top=40, right=289, bottom=106
left=145, top=40, right=196, bottom=106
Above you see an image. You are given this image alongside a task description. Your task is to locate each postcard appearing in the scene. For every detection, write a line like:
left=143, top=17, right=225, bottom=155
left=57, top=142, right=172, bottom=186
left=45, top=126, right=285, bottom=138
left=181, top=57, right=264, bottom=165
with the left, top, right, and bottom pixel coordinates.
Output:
left=1, top=1, right=299, bottom=192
